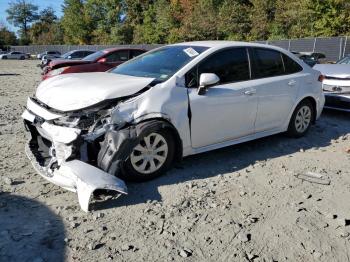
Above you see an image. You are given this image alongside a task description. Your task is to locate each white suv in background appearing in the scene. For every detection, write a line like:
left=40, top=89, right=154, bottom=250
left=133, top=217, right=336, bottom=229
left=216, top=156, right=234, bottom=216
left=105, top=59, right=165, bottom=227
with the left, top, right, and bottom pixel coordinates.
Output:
left=22, top=41, right=325, bottom=211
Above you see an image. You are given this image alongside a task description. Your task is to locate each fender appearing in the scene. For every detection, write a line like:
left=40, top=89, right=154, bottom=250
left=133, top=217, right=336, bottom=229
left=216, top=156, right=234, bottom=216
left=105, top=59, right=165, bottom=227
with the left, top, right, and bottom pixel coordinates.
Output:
left=284, top=95, right=319, bottom=130
left=97, top=119, right=183, bottom=176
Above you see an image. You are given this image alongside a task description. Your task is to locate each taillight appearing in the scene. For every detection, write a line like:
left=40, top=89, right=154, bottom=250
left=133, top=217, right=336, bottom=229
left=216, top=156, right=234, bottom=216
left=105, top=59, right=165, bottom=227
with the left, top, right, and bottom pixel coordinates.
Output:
left=318, top=75, right=325, bottom=82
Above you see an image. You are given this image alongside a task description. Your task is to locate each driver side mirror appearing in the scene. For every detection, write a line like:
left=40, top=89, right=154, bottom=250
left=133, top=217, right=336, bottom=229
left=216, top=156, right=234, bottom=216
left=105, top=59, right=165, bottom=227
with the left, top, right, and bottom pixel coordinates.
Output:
left=97, top=57, right=107, bottom=63
left=197, top=73, right=220, bottom=95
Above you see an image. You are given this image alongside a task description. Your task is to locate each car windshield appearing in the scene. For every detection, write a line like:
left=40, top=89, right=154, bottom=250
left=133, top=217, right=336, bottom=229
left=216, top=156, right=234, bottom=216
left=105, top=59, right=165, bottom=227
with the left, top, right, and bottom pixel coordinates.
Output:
left=111, top=45, right=209, bottom=81
left=82, top=51, right=103, bottom=61
left=337, top=56, right=350, bottom=64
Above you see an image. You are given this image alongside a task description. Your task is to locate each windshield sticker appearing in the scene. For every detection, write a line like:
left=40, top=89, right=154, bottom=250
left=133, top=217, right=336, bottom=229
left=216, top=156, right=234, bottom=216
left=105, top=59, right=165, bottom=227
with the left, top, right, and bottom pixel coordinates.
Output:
left=183, top=48, right=199, bottom=57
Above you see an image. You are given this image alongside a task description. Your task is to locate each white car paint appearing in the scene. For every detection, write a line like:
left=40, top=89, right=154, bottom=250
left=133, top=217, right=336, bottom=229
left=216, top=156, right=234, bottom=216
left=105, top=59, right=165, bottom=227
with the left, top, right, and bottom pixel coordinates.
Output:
left=0, top=51, right=26, bottom=59
left=314, top=63, right=350, bottom=112
left=36, top=72, right=155, bottom=111
left=23, top=41, right=324, bottom=211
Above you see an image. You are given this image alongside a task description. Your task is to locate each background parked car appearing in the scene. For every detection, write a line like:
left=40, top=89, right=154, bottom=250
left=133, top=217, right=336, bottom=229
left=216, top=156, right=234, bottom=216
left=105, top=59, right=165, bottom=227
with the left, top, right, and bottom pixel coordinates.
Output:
left=37, top=50, right=61, bottom=59
left=314, top=55, right=350, bottom=112
left=292, top=52, right=326, bottom=67
left=0, top=51, right=26, bottom=60
left=42, top=48, right=146, bottom=80
left=40, top=49, right=95, bottom=69
left=336, top=54, right=350, bottom=64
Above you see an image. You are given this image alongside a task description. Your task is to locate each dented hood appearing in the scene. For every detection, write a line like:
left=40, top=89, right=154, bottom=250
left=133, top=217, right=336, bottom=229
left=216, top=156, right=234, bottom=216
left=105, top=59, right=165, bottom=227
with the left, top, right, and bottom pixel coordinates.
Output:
left=36, top=72, right=155, bottom=112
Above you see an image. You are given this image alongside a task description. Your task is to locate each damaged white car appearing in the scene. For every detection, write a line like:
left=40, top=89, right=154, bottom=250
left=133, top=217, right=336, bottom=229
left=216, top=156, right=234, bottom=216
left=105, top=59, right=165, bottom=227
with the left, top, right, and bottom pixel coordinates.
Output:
left=22, top=41, right=325, bottom=211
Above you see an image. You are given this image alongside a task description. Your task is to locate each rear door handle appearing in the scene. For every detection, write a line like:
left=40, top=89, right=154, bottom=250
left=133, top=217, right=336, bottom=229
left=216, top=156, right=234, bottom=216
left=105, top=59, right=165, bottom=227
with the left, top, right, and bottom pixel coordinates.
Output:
left=244, top=89, right=256, bottom=96
left=288, top=80, right=297, bottom=86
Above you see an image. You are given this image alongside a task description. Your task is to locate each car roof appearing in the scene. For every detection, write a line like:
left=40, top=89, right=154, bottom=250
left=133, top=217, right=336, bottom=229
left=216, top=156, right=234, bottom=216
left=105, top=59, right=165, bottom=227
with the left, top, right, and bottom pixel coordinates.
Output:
left=170, top=40, right=288, bottom=52
left=172, top=40, right=270, bottom=48
left=102, top=47, right=146, bottom=52
left=70, top=49, right=94, bottom=52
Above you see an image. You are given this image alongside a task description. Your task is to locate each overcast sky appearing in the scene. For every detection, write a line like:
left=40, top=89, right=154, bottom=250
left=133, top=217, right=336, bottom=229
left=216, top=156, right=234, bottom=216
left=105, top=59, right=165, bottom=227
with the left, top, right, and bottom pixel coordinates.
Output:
left=0, top=0, right=64, bottom=31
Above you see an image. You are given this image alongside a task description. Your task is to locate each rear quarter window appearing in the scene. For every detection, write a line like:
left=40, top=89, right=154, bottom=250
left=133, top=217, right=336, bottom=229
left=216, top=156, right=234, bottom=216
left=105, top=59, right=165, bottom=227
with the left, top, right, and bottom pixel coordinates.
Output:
left=282, top=54, right=303, bottom=74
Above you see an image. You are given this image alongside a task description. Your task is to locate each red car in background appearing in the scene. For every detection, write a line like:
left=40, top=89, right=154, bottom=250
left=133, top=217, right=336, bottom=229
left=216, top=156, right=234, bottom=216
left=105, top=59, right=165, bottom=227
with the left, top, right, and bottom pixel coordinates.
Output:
left=42, top=48, right=146, bottom=80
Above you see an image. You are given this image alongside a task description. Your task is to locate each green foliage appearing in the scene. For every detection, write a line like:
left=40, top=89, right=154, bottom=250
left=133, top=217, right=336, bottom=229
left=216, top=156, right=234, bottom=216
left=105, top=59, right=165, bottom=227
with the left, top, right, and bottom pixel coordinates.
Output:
left=29, top=8, right=63, bottom=44
left=5, top=0, right=350, bottom=45
left=85, top=0, right=123, bottom=44
left=0, top=24, right=17, bottom=49
left=218, top=0, right=251, bottom=41
left=6, top=0, right=39, bottom=44
left=270, top=0, right=313, bottom=39
left=311, top=0, right=350, bottom=37
left=61, top=0, right=92, bottom=44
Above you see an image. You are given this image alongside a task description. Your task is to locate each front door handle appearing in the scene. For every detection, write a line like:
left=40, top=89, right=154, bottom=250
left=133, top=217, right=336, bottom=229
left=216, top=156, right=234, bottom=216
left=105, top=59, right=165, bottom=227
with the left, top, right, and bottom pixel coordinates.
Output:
left=244, top=89, right=256, bottom=96
left=288, top=80, right=297, bottom=86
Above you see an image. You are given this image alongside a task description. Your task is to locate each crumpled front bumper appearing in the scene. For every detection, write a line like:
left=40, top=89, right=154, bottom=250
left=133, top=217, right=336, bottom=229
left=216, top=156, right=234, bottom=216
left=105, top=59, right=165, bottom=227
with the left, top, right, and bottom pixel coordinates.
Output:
left=22, top=106, right=128, bottom=212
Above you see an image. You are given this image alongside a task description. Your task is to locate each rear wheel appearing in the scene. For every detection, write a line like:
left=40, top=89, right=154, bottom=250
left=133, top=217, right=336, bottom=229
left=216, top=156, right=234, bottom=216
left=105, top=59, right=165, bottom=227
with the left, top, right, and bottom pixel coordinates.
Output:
left=287, top=100, right=314, bottom=137
left=20, top=56, right=25, bottom=60
left=121, top=130, right=175, bottom=182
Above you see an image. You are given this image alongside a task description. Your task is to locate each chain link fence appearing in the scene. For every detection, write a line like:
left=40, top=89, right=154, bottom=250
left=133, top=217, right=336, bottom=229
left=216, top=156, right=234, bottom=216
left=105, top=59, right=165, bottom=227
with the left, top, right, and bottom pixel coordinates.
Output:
left=10, top=44, right=161, bottom=56
left=256, top=36, right=349, bottom=62
left=11, top=36, right=350, bottom=62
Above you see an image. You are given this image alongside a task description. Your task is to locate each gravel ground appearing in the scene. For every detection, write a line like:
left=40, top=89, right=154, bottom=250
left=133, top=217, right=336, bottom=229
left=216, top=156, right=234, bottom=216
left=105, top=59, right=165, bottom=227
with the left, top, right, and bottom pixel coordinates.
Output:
left=0, top=60, right=350, bottom=262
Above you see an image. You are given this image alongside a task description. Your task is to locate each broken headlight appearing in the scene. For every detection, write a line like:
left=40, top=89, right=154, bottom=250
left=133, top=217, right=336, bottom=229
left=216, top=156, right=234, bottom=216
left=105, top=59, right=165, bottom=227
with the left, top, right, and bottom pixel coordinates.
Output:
left=53, top=115, right=80, bottom=128
left=53, top=109, right=112, bottom=130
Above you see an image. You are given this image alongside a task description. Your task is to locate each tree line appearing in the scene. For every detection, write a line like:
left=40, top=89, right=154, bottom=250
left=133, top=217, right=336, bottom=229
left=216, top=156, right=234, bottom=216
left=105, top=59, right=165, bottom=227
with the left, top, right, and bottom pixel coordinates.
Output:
left=1, top=0, right=350, bottom=48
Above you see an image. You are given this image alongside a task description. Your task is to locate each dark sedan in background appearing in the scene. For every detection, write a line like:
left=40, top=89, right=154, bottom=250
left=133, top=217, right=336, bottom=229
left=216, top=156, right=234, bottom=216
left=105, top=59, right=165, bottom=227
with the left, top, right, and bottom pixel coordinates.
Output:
left=40, top=49, right=95, bottom=69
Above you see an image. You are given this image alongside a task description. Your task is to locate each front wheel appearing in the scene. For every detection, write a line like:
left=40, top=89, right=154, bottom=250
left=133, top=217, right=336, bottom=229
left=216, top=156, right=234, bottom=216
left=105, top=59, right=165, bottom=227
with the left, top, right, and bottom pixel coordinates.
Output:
left=121, top=130, right=175, bottom=182
left=287, top=100, right=314, bottom=137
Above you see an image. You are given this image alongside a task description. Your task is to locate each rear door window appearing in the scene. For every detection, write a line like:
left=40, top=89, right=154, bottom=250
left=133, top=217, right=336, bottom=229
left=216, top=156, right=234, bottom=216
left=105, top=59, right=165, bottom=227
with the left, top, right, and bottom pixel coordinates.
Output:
left=251, top=48, right=285, bottom=78
left=186, top=47, right=250, bottom=87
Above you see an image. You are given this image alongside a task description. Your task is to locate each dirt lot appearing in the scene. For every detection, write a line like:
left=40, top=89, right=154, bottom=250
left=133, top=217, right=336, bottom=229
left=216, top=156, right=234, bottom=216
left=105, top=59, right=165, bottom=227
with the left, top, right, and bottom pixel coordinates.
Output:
left=0, top=60, right=350, bottom=262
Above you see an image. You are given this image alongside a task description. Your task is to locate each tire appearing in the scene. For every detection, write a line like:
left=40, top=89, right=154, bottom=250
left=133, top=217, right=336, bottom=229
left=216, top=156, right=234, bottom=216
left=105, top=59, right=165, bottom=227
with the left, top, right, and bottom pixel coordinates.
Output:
left=287, top=99, right=314, bottom=137
left=2, top=56, right=7, bottom=59
left=121, top=129, right=175, bottom=182
left=20, top=56, right=25, bottom=60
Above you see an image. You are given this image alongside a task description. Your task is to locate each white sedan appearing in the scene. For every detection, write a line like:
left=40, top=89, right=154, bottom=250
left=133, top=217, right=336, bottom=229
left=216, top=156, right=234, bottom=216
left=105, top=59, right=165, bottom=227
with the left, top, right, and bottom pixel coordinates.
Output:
left=0, top=51, right=26, bottom=60
left=314, top=56, right=350, bottom=112
left=22, top=41, right=325, bottom=211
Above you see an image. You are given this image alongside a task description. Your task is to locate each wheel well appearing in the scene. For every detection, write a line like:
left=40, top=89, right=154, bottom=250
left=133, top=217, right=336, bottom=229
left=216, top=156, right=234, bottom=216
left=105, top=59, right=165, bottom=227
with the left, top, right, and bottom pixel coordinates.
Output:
left=300, top=97, right=317, bottom=123
left=138, top=118, right=183, bottom=163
